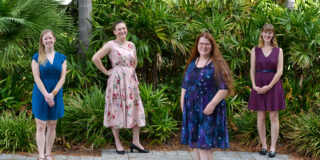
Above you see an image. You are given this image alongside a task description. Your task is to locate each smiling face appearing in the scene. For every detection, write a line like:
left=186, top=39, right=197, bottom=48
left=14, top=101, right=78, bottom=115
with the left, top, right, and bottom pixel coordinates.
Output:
left=41, top=32, right=56, bottom=49
left=261, top=30, right=274, bottom=42
left=113, top=23, right=127, bottom=39
left=197, top=36, right=212, bottom=57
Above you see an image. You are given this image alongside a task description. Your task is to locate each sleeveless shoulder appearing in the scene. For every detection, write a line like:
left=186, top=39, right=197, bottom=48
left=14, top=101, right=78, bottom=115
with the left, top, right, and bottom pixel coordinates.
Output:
left=32, top=53, right=39, bottom=62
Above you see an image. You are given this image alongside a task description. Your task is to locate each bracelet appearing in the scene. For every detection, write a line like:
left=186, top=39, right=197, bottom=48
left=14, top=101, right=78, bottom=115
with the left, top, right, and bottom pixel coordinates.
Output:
left=51, top=90, right=57, bottom=96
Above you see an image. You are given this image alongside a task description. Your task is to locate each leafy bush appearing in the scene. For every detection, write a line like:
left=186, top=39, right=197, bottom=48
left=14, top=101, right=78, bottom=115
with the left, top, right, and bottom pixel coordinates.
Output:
left=0, top=111, right=36, bottom=152
left=0, top=75, right=32, bottom=111
left=62, top=85, right=111, bottom=149
left=286, top=112, right=320, bottom=159
left=139, top=83, right=179, bottom=144
left=230, top=109, right=290, bottom=147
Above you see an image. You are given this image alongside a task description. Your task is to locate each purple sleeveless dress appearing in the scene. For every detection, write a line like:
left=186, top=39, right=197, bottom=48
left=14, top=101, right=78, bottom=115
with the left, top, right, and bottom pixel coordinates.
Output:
left=248, top=47, right=285, bottom=111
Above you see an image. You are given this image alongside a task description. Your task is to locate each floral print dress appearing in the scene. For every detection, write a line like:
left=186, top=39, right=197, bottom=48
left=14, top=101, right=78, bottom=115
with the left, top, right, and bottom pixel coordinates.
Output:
left=181, top=60, right=229, bottom=150
left=103, top=40, right=146, bottom=129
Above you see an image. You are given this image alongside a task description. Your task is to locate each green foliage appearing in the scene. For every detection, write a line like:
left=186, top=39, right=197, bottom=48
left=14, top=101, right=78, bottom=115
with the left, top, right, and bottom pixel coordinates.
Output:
left=230, top=109, right=290, bottom=146
left=287, top=112, right=320, bottom=159
left=0, top=75, right=32, bottom=111
left=62, top=85, right=111, bottom=149
left=0, top=111, right=36, bottom=153
left=139, top=83, right=179, bottom=144
left=0, top=0, right=73, bottom=73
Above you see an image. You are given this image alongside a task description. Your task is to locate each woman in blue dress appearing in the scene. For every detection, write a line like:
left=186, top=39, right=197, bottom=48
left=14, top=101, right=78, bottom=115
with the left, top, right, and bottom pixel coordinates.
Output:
left=181, top=32, right=234, bottom=160
left=31, top=29, right=67, bottom=160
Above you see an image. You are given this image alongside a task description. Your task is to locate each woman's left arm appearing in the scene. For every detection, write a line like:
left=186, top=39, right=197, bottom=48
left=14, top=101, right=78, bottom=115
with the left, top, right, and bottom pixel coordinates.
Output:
left=50, top=60, right=67, bottom=97
left=203, top=89, right=228, bottom=115
left=260, top=48, right=283, bottom=93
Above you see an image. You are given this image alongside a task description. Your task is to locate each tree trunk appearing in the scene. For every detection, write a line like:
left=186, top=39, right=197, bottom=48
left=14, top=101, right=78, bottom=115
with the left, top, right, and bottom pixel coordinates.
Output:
left=78, top=0, right=92, bottom=61
left=286, top=0, right=295, bottom=10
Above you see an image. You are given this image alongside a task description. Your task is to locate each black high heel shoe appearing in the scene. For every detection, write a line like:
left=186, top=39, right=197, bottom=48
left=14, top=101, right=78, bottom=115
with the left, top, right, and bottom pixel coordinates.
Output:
left=268, top=151, right=276, bottom=158
left=116, top=148, right=125, bottom=155
left=130, top=143, right=149, bottom=153
left=115, top=144, right=125, bottom=155
left=259, top=149, right=267, bottom=155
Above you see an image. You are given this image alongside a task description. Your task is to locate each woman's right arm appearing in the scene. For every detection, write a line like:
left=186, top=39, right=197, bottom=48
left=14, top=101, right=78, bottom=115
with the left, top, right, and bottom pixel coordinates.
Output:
left=180, top=89, right=186, bottom=112
left=31, top=60, right=49, bottom=97
left=250, top=47, right=260, bottom=92
left=92, top=43, right=112, bottom=76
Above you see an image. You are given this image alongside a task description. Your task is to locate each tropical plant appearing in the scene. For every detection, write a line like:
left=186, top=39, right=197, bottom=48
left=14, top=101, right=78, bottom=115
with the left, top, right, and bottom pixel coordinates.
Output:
left=62, top=85, right=111, bottom=149
left=0, top=111, right=36, bottom=153
left=0, top=0, right=73, bottom=73
left=286, top=112, right=320, bottom=159
left=139, top=83, right=179, bottom=143
left=231, top=108, right=291, bottom=147
left=0, top=75, right=32, bottom=111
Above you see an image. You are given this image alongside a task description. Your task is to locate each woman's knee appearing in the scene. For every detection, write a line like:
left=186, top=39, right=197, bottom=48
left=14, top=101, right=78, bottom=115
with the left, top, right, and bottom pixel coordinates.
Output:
left=36, top=119, right=46, bottom=132
left=47, top=120, right=57, bottom=130
left=269, top=112, right=279, bottom=123
left=257, top=111, right=266, bottom=121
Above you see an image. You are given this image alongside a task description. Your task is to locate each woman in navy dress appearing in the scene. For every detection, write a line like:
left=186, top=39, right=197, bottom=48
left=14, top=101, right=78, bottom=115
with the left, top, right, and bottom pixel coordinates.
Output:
left=31, top=29, right=67, bottom=160
left=181, top=32, right=234, bottom=160
left=248, top=24, right=285, bottom=158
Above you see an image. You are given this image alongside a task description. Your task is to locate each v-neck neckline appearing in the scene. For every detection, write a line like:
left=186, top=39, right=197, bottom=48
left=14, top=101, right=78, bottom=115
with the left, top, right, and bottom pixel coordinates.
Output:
left=47, top=52, right=56, bottom=65
left=260, top=47, right=274, bottom=58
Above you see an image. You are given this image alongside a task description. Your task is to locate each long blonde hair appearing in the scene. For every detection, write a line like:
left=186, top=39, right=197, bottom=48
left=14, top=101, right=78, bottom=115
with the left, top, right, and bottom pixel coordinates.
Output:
left=38, top=29, right=56, bottom=65
left=259, top=23, right=278, bottom=47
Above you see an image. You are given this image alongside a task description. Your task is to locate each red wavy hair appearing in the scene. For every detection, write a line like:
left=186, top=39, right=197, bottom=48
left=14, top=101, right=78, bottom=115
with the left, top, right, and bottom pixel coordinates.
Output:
left=185, top=32, right=234, bottom=96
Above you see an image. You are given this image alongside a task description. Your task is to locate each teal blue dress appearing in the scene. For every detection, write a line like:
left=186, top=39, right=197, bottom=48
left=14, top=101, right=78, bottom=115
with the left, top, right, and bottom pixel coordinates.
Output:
left=32, top=52, right=66, bottom=121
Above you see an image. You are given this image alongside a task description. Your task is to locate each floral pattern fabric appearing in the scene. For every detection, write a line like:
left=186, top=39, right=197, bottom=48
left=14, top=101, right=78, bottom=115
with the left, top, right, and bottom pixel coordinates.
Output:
left=103, top=40, right=146, bottom=129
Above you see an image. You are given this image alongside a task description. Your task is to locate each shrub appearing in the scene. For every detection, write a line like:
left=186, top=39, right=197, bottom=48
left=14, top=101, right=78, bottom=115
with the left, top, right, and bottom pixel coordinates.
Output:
left=230, top=108, right=290, bottom=147
left=139, top=83, right=179, bottom=144
left=0, top=111, right=36, bottom=152
left=62, top=85, right=111, bottom=149
left=287, top=112, right=320, bottom=159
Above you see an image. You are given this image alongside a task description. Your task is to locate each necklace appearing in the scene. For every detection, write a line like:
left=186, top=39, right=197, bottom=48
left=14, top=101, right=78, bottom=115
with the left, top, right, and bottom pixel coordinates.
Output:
left=195, top=57, right=211, bottom=68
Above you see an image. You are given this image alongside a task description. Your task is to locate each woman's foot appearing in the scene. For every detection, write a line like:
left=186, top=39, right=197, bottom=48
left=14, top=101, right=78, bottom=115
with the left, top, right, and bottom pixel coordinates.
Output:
left=45, top=155, right=55, bottom=160
left=259, top=149, right=267, bottom=155
left=130, top=143, right=149, bottom=153
left=268, top=151, right=276, bottom=158
left=115, top=142, right=125, bottom=154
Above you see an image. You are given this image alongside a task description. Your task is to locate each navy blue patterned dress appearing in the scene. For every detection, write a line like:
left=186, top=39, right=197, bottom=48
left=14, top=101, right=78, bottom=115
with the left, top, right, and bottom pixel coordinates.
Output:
left=181, top=60, right=229, bottom=150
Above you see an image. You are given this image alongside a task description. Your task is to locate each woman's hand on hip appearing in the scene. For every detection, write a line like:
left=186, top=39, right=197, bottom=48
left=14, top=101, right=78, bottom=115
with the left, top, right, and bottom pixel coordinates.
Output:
left=203, top=104, right=216, bottom=115
left=105, top=69, right=113, bottom=76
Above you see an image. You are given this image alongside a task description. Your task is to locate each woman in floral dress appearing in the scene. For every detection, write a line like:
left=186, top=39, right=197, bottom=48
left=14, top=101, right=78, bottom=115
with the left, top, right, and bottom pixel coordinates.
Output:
left=181, top=32, right=234, bottom=160
left=92, top=20, right=148, bottom=154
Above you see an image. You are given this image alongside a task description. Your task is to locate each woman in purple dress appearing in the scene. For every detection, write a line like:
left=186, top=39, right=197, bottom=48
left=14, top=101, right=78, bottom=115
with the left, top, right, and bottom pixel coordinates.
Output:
left=248, top=24, right=285, bottom=158
left=181, top=32, right=234, bottom=160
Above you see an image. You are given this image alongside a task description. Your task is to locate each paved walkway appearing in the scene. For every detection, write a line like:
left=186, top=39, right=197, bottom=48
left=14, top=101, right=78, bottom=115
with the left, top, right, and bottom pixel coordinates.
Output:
left=0, top=149, right=293, bottom=160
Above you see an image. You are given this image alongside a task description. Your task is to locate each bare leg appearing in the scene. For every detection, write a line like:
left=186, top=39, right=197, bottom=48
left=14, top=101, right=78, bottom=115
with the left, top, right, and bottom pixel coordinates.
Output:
left=35, top=118, right=46, bottom=159
left=257, top=111, right=267, bottom=149
left=111, top=128, right=124, bottom=151
left=45, top=120, right=57, bottom=160
left=193, top=148, right=200, bottom=160
left=132, top=126, right=144, bottom=149
left=199, top=149, right=213, bottom=160
left=269, top=111, right=279, bottom=152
